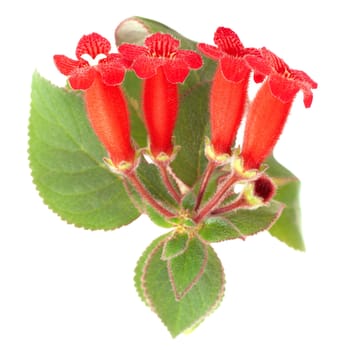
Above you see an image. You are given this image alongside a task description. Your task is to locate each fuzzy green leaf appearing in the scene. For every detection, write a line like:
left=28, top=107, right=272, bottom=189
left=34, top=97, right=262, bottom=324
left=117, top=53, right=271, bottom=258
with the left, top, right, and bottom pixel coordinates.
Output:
left=199, top=200, right=284, bottom=242
left=29, top=72, right=140, bottom=230
left=167, top=237, right=208, bottom=300
left=265, top=156, right=304, bottom=251
left=161, top=233, right=190, bottom=260
left=136, top=235, right=225, bottom=337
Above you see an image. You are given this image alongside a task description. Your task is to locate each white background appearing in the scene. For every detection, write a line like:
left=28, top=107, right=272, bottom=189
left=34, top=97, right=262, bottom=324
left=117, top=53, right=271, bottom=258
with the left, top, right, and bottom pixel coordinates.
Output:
left=1, top=0, right=349, bottom=349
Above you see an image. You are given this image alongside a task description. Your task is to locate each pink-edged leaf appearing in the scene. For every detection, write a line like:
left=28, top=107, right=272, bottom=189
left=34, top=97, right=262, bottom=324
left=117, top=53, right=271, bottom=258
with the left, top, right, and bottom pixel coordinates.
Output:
left=167, top=237, right=208, bottom=301
left=75, top=32, right=111, bottom=59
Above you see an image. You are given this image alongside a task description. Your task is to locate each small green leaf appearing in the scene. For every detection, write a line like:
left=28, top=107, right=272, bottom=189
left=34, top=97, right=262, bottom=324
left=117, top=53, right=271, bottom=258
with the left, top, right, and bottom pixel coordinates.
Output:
left=265, top=156, right=304, bottom=251
left=136, top=235, right=225, bottom=337
left=134, top=234, right=169, bottom=304
left=167, top=237, right=208, bottom=300
left=146, top=205, right=174, bottom=228
left=29, top=72, right=140, bottom=230
left=161, top=233, right=190, bottom=260
left=199, top=200, right=284, bottom=242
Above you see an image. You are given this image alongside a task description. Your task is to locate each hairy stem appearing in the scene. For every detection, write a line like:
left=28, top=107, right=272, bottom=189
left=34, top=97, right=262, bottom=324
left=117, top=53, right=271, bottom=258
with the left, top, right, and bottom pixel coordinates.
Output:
left=127, top=171, right=176, bottom=218
left=158, top=162, right=182, bottom=203
left=194, top=160, right=216, bottom=211
left=211, top=195, right=247, bottom=215
left=193, top=173, right=241, bottom=223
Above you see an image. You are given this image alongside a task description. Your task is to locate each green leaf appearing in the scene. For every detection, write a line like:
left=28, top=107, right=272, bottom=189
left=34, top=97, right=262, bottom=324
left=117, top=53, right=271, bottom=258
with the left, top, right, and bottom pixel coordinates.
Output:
left=115, top=16, right=217, bottom=186
left=161, top=233, right=190, bottom=260
left=265, top=155, right=304, bottom=251
left=199, top=200, right=284, bottom=242
left=167, top=237, right=208, bottom=300
left=136, top=235, right=225, bottom=337
left=29, top=72, right=140, bottom=230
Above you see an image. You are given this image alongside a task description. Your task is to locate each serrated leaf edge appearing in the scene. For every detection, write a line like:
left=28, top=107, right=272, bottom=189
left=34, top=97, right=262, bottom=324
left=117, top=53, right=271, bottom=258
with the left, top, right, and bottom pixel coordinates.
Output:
left=167, top=238, right=208, bottom=301
left=161, top=233, right=190, bottom=261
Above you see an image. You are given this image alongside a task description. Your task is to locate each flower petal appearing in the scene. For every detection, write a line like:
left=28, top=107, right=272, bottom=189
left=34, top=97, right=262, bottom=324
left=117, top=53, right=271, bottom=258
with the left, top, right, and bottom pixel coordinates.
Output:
left=75, top=33, right=111, bottom=60
left=214, top=27, right=244, bottom=56
left=268, top=74, right=300, bottom=104
left=163, top=60, right=190, bottom=83
left=220, top=56, right=250, bottom=82
left=197, top=43, right=223, bottom=60
left=53, top=55, right=80, bottom=76
left=132, top=55, right=159, bottom=79
left=245, top=53, right=271, bottom=77
left=177, top=50, right=203, bottom=69
left=145, top=32, right=180, bottom=55
left=118, top=43, right=148, bottom=62
left=96, top=54, right=128, bottom=85
left=68, top=66, right=96, bottom=90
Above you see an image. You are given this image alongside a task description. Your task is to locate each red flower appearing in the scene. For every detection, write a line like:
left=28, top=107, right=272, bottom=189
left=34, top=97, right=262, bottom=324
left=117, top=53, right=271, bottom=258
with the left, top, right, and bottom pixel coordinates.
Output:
left=245, top=47, right=317, bottom=107
left=54, top=33, right=135, bottom=168
left=54, top=33, right=129, bottom=90
left=241, top=48, right=317, bottom=170
left=198, top=27, right=262, bottom=156
left=119, top=33, right=203, bottom=158
left=119, top=32, right=202, bottom=83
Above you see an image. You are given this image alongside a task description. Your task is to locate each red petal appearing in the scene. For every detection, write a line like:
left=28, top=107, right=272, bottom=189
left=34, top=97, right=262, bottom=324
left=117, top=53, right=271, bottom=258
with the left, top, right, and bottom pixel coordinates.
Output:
left=177, top=50, right=203, bottom=69
left=145, top=32, right=180, bottom=54
left=214, top=27, right=244, bottom=56
left=97, top=54, right=127, bottom=85
left=197, top=43, right=223, bottom=60
left=245, top=53, right=271, bottom=76
left=132, top=56, right=159, bottom=79
left=163, top=60, right=189, bottom=83
left=53, top=55, right=80, bottom=76
left=268, top=74, right=299, bottom=103
left=75, top=33, right=111, bottom=59
left=220, top=56, right=250, bottom=82
left=68, top=66, right=96, bottom=90
left=118, top=43, right=148, bottom=62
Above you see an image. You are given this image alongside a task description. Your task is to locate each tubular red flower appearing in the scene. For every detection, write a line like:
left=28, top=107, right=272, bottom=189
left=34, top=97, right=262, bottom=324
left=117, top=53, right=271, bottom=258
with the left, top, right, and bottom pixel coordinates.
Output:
left=85, top=74, right=135, bottom=166
left=54, top=33, right=135, bottom=167
left=119, top=32, right=202, bottom=158
left=143, top=68, right=179, bottom=156
left=198, top=27, right=262, bottom=156
left=241, top=48, right=317, bottom=170
left=54, top=33, right=130, bottom=89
